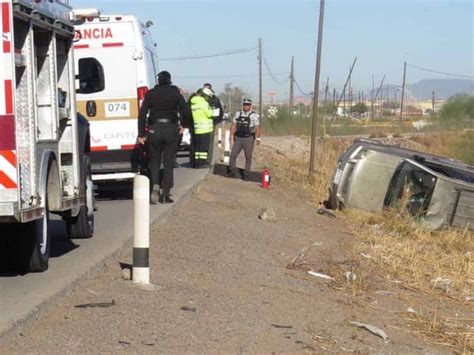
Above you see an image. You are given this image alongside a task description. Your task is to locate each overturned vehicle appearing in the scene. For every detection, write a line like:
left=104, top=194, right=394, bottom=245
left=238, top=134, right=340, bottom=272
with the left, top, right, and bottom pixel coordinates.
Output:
left=328, top=139, right=474, bottom=230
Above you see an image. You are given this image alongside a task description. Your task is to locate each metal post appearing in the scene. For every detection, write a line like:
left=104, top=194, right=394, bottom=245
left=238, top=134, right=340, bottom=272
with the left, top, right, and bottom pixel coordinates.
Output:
left=289, top=56, right=294, bottom=116
left=258, top=38, right=263, bottom=118
left=322, top=77, right=329, bottom=137
left=432, top=91, right=435, bottom=112
left=399, top=61, right=407, bottom=127
left=133, top=175, right=150, bottom=284
left=309, top=0, right=325, bottom=175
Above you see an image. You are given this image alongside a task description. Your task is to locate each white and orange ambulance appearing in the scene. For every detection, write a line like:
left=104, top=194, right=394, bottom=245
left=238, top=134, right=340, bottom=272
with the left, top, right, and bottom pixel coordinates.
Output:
left=72, top=10, right=159, bottom=181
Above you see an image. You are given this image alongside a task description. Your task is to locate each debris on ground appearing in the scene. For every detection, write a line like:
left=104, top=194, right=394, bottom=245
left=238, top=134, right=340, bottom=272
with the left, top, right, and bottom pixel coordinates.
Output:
left=431, top=277, right=453, bottom=292
left=344, top=271, right=357, bottom=282
left=350, top=322, right=388, bottom=341
left=307, top=271, right=334, bottom=281
left=271, top=324, right=293, bottom=329
left=74, top=300, right=116, bottom=309
left=258, top=207, right=277, bottom=222
left=121, top=268, right=131, bottom=281
left=180, top=306, right=197, bottom=313
left=286, top=248, right=308, bottom=269
left=316, top=207, right=337, bottom=219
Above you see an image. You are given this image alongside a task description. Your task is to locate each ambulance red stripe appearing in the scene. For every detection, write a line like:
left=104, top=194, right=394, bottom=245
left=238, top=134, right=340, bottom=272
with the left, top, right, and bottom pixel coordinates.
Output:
left=102, top=42, right=123, bottom=48
left=91, top=146, right=108, bottom=152
left=74, top=44, right=89, bottom=49
left=0, top=171, right=16, bottom=188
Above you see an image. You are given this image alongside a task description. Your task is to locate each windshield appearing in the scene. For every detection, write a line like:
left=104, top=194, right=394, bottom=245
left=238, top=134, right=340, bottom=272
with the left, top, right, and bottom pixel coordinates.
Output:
left=384, top=162, right=437, bottom=219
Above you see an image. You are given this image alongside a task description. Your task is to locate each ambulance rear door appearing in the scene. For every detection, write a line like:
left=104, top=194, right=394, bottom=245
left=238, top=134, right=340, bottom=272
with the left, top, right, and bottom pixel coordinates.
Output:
left=75, top=19, right=140, bottom=154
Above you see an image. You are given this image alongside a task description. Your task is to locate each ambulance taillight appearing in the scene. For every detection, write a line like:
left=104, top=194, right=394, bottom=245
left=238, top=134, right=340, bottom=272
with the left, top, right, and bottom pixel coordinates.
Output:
left=137, top=86, right=149, bottom=110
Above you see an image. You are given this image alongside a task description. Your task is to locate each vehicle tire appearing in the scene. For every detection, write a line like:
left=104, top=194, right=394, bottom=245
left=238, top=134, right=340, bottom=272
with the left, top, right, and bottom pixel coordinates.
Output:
left=19, top=201, right=51, bottom=272
left=66, top=155, right=94, bottom=238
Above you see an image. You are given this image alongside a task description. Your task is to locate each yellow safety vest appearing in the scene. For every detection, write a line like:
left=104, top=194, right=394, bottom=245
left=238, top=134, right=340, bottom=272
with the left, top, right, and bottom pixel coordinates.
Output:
left=191, top=96, right=213, bottom=134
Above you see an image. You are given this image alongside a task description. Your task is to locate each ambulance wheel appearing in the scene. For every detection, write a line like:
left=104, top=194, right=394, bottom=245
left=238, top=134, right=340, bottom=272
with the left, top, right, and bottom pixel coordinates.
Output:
left=66, top=156, right=94, bottom=238
left=20, top=202, right=51, bottom=273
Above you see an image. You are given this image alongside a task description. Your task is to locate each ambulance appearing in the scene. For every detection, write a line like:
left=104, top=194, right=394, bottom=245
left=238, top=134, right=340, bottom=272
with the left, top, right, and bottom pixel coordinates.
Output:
left=72, top=11, right=159, bottom=181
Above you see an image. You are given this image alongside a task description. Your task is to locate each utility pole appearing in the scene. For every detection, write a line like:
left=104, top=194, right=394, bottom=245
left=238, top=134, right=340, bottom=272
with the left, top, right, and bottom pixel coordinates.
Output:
left=399, top=61, right=406, bottom=127
left=349, top=85, right=353, bottom=118
left=333, top=88, right=336, bottom=107
left=432, top=91, right=435, bottom=112
left=371, top=75, right=386, bottom=120
left=328, top=57, right=357, bottom=127
left=371, top=74, right=375, bottom=121
left=289, top=56, right=295, bottom=116
left=348, top=69, right=352, bottom=119
left=309, top=0, right=325, bottom=175
left=258, top=38, right=263, bottom=118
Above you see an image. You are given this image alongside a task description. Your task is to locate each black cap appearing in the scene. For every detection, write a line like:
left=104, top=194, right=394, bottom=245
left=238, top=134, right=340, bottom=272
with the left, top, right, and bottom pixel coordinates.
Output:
left=158, top=71, right=172, bottom=85
left=203, top=83, right=212, bottom=89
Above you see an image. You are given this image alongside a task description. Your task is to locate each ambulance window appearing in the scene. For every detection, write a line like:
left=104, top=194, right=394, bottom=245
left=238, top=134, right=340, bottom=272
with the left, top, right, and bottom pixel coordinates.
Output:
left=78, top=58, right=105, bottom=94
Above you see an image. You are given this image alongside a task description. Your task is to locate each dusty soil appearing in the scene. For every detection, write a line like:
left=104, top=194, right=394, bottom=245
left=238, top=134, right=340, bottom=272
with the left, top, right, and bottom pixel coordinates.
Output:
left=0, top=157, right=458, bottom=353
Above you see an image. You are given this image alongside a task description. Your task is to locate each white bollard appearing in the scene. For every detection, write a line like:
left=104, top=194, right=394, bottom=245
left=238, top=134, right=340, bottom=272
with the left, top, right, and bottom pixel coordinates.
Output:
left=133, top=175, right=150, bottom=284
left=223, top=130, right=230, bottom=164
left=217, top=128, right=222, bottom=148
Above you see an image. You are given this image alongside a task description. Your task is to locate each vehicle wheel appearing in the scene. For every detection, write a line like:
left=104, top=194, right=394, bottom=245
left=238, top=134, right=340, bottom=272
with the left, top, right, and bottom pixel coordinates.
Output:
left=66, top=156, right=94, bottom=238
left=19, top=202, right=51, bottom=272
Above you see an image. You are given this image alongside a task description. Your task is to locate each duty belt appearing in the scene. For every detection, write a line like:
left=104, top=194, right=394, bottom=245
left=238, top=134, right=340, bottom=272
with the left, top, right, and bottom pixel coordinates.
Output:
left=152, top=118, right=175, bottom=125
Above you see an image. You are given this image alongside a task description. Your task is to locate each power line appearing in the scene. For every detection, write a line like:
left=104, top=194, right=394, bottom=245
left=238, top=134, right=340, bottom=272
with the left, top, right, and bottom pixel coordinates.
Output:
left=160, top=47, right=256, bottom=61
left=407, top=63, right=474, bottom=80
left=294, top=79, right=311, bottom=96
left=174, top=72, right=289, bottom=79
left=262, top=54, right=290, bottom=85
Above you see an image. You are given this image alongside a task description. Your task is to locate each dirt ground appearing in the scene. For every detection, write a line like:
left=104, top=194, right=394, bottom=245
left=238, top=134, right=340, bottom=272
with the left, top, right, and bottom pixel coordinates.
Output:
left=0, top=153, right=461, bottom=353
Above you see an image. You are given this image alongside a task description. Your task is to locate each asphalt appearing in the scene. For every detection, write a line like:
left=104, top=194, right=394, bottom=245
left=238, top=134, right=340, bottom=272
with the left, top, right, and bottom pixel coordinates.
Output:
left=0, top=158, right=208, bottom=340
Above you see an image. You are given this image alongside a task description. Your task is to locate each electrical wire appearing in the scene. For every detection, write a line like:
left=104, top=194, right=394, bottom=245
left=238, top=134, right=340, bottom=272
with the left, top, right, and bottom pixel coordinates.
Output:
left=160, top=47, right=256, bottom=61
left=407, top=63, right=474, bottom=80
left=294, top=79, right=311, bottom=96
left=174, top=72, right=289, bottom=79
left=262, top=54, right=290, bottom=85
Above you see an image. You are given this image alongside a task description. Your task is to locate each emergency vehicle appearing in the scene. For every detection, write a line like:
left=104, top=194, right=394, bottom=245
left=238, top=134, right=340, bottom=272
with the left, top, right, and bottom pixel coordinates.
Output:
left=0, top=0, right=103, bottom=272
left=73, top=11, right=159, bottom=181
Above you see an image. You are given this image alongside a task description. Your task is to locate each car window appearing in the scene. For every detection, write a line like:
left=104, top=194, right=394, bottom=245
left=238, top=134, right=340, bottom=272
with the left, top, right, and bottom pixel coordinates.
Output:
left=385, top=162, right=437, bottom=219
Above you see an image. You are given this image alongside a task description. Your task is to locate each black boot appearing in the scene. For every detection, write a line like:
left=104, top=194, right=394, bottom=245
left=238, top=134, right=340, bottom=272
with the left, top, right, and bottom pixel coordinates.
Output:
left=162, top=195, right=174, bottom=204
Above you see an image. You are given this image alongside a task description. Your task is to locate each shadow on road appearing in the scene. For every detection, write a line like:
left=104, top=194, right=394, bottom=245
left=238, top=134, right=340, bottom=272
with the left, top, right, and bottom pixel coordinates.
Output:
left=0, top=220, right=80, bottom=277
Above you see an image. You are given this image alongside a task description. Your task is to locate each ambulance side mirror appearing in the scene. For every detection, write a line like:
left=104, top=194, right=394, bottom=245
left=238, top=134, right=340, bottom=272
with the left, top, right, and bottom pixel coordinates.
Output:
left=76, top=58, right=105, bottom=94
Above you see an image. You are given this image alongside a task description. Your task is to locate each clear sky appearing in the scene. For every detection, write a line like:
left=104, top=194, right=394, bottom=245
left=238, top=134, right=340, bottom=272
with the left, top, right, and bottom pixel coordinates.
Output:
left=73, top=0, right=473, bottom=101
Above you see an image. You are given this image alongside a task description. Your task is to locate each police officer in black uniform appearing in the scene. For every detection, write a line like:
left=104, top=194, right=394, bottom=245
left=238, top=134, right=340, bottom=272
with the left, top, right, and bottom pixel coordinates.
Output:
left=138, top=71, right=191, bottom=204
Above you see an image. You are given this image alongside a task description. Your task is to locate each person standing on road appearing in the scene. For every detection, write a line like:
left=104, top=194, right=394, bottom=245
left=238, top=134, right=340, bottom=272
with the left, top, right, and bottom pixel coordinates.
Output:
left=203, top=83, right=224, bottom=126
left=190, top=89, right=214, bottom=168
left=138, top=71, right=190, bottom=204
left=229, top=98, right=261, bottom=180
left=203, top=83, right=224, bottom=165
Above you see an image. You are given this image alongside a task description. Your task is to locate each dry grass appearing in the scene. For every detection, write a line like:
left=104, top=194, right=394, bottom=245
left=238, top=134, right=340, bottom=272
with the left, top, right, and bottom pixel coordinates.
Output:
left=401, top=308, right=473, bottom=353
left=257, top=138, right=351, bottom=205
left=257, top=131, right=474, bottom=352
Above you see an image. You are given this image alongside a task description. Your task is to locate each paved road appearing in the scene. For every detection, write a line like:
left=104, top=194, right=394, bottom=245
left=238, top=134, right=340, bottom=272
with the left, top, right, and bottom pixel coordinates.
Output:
left=0, top=159, right=207, bottom=338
